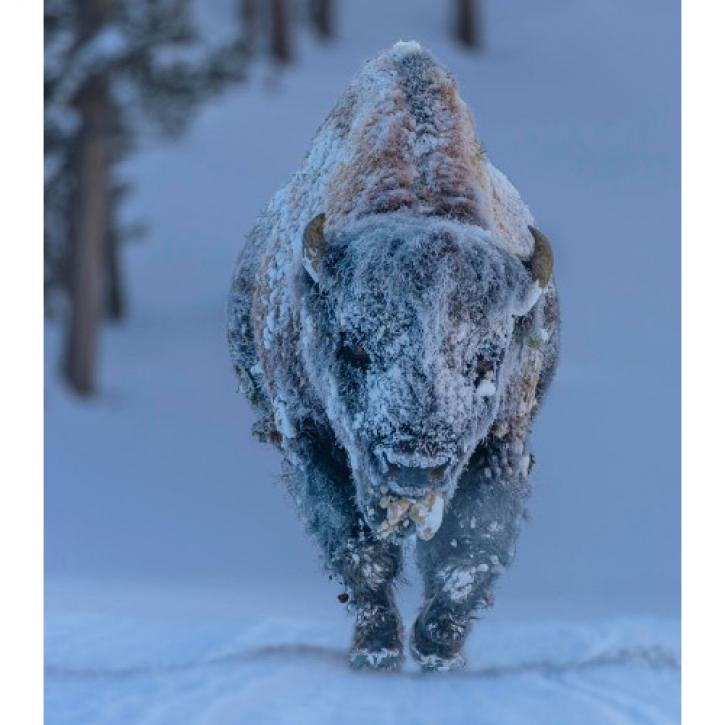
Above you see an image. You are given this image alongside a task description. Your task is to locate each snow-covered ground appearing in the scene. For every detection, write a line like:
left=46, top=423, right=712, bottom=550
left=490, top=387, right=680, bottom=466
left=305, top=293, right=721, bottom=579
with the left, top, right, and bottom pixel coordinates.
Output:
left=45, top=0, right=680, bottom=722
left=46, top=589, right=678, bottom=725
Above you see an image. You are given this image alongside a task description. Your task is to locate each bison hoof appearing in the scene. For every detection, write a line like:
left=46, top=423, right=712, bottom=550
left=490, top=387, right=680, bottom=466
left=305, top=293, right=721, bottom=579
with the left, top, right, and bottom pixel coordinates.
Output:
left=409, top=639, right=465, bottom=672
left=410, top=603, right=469, bottom=672
left=349, top=645, right=402, bottom=672
left=349, top=601, right=402, bottom=671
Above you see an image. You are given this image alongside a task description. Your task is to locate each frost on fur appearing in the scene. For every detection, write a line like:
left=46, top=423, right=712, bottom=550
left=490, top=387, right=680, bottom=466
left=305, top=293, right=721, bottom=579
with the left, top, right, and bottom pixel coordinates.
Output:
left=227, top=41, right=559, bottom=671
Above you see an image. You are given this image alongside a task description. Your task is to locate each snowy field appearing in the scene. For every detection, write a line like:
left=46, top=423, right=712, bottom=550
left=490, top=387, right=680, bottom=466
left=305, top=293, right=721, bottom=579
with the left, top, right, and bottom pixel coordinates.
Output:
left=45, top=0, right=680, bottom=722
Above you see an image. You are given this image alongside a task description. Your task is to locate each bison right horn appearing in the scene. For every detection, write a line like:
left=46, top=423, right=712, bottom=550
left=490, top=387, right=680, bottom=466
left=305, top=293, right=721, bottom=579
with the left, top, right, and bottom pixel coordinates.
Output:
left=526, top=226, right=554, bottom=289
left=512, top=225, right=554, bottom=316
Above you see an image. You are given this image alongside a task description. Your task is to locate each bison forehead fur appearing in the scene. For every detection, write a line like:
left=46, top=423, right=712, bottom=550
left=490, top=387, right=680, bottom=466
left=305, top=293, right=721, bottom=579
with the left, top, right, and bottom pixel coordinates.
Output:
left=227, top=41, right=559, bottom=670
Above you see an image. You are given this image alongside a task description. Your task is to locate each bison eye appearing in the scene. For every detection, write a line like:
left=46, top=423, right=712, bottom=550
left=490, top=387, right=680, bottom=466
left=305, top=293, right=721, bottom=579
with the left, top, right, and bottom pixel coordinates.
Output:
left=338, top=342, right=371, bottom=370
left=473, top=355, right=494, bottom=387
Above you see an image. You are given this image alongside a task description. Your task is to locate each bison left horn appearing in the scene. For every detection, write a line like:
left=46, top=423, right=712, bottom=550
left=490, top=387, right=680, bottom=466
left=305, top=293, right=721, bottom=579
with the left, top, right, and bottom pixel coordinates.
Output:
left=302, top=213, right=326, bottom=283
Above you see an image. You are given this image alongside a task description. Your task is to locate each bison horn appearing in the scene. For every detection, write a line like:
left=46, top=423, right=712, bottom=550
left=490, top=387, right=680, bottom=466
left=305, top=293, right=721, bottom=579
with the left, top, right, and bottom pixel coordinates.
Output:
left=512, top=225, right=554, bottom=317
left=302, top=213, right=326, bottom=282
left=526, top=225, right=554, bottom=289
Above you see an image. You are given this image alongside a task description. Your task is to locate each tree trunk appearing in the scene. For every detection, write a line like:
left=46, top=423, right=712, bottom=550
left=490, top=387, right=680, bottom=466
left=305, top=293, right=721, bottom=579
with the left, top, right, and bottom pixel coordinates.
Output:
left=62, top=0, right=116, bottom=395
left=270, top=0, right=292, bottom=63
left=241, top=0, right=258, bottom=55
left=104, top=220, right=124, bottom=321
left=455, top=0, right=482, bottom=50
left=63, top=85, right=111, bottom=395
left=309, top=0, right=334, bottom=40
left=59, top=137, right=80, bottom=312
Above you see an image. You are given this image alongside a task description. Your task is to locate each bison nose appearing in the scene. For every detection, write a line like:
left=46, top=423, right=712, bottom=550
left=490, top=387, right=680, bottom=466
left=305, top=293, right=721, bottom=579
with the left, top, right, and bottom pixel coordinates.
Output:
left=387, top=463, right=447, bottom=491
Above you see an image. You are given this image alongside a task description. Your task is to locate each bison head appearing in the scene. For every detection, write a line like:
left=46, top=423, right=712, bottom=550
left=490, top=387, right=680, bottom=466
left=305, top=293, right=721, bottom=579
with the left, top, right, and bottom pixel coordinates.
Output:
left=297, top=212, right=552, bottom=541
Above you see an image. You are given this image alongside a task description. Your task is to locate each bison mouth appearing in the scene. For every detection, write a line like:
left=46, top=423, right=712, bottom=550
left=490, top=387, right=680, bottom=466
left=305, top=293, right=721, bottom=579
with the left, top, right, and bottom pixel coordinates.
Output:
left=353, top=438, right=463, bottom=541
left=373, top=442, right=459, bottom=494
left=360, top=450, right=457, bottom=542
left=384, top=460, right=448, bottom=490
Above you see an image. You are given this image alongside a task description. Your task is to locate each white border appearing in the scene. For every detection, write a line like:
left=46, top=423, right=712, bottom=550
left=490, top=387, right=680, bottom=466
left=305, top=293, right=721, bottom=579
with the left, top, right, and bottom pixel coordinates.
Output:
left=0, top=1, right=43, bottom=723
left=0, top=1, right=715, bottom=722
left=682, top=1, right=725, bottom=722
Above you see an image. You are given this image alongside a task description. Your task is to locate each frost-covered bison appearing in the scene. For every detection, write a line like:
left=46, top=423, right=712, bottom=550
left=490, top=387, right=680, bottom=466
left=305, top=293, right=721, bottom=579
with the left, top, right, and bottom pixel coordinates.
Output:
left=227, top=42, right=559, bottom=671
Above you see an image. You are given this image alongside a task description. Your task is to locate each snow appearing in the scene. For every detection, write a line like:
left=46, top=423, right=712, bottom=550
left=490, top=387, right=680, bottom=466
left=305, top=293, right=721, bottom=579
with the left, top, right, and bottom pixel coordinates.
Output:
left=477, top=379, right=496, bottom=397
left=49, top=26, right=129, bottom=106
left=45, top=0, right=679, bottom=721
left=45, top=583, right=679, bottom=725
left=409, top=490, right=445, bottom=540
left=378, top=490, right=445, bottom=540
left=440, top=564, right=478, bottom=602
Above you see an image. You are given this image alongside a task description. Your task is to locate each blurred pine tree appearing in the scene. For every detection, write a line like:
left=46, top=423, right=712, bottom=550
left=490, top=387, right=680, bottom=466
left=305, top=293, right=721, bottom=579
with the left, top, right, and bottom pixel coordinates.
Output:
left=45, top=0, right=248, bottom=395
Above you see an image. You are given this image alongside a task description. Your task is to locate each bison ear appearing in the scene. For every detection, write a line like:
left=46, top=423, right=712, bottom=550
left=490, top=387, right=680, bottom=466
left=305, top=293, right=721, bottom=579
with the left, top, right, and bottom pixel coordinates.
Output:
left=512, top=225, right=554, bottom=316
left=302, top=213, right=327, bottom=284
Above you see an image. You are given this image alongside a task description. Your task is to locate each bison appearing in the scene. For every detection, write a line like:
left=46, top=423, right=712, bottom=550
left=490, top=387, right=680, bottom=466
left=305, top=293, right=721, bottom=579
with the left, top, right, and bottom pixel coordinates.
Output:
left=227, top=42, right=559, bottom=671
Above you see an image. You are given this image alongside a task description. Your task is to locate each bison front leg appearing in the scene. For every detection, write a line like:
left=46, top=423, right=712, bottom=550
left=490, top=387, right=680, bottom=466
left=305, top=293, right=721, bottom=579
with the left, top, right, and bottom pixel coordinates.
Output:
left=340, top=532, right=403, bottom=671
left=285, top=428, right=403, bottom=671
left=412, top=437, right=531, bottom=671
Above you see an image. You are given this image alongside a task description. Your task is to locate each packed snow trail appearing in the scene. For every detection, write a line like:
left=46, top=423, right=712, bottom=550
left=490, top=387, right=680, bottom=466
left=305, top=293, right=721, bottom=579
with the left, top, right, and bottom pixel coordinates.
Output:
left=46, top=609, right=679, bottom=725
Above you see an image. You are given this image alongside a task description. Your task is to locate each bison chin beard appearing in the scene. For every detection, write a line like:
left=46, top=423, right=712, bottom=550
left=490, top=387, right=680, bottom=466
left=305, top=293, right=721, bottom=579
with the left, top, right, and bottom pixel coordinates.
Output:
left=351, top=456, right=463, bottom=543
